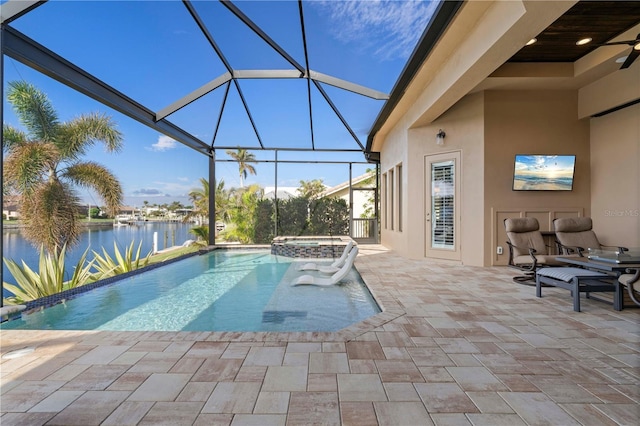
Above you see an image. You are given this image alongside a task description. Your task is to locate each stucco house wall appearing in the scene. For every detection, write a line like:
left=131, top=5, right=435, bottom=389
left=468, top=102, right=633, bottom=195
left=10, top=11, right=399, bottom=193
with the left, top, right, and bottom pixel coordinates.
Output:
left=374, top=0, right=639, bottom=267
left=485, top=90, right=591, bottom=266
left=589, top=103, right=640, bottom=247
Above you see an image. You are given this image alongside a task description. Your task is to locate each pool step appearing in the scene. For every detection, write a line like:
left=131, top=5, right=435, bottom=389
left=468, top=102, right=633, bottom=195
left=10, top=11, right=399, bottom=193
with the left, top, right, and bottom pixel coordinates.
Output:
left=262, top=310, right=307, bottom=323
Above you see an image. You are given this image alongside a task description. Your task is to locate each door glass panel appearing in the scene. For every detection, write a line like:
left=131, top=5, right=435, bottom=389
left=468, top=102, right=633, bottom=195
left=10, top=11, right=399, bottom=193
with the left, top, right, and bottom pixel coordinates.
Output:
left=431, top=160, right=455, bottom=249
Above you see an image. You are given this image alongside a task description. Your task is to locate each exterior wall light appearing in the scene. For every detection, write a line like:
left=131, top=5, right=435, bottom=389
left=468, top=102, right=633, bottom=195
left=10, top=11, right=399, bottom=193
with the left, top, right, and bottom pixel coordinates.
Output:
left=436, top=129, right=446, bottom=145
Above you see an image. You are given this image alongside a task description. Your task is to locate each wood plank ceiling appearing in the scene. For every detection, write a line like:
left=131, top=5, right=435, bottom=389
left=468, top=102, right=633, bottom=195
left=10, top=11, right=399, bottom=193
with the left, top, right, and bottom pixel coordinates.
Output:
left=509, top=1, right=640, bottom=63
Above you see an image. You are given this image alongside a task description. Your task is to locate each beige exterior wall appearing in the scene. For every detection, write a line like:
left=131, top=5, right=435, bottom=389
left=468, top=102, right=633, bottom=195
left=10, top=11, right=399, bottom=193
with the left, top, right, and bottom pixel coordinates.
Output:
left=380, top=89, right=593, bottom=267
left=485, top=90, right=591, bottom=266
left=380, top=117, right=410, bottom=255
left=590, top=103, right=640, bottom=247
left=379, top=87, right=639, bottom=266
left=406, top=93, right=485, bottom=265
left=375, top=1, right=638, bottom=267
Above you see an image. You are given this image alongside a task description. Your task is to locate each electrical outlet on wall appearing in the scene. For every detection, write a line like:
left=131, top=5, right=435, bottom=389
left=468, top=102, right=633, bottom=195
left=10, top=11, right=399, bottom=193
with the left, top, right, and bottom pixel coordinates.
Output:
left=497, top=246, right=503, bottom=255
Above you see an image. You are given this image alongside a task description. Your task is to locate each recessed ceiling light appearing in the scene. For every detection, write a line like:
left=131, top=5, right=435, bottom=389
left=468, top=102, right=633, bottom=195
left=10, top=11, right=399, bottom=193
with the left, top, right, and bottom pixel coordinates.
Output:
left=634, top=42, right=640, bottom=51
left=526, top=38, right=537, bottom=46
left=576, top=37, right=592, bottom=46
left=615, top=56, right=628, bottom=64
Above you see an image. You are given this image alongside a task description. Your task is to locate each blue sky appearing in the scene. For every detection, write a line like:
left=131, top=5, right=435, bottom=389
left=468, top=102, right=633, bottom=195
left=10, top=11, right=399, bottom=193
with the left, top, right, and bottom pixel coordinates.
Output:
left=514, top=155, right=576, bottom=178
left=2, top=0, right=438, bottom=207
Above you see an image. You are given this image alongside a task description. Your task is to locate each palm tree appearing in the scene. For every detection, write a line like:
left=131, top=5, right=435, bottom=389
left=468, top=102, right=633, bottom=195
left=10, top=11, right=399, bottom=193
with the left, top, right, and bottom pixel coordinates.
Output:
left=225, top=148, right=257, bottom=187
left=298, top=179, right=326, bottom=199
left=3, top=81, right=123, bottom=254
left=215, top=179, right=235, bottom=224
left=185, top=177, right=209, bottom=225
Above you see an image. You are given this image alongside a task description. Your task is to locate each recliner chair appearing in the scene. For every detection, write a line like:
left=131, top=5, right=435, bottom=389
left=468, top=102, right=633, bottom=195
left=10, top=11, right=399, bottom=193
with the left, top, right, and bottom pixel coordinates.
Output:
left=553, top=217, right=627, bottom=256
left=505, top=217, right=566, bottom=284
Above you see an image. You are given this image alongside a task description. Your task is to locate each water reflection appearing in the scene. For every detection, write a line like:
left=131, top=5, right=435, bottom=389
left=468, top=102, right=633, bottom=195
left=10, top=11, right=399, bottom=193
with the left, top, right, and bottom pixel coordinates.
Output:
left=2, top=222, right=195, bottom=295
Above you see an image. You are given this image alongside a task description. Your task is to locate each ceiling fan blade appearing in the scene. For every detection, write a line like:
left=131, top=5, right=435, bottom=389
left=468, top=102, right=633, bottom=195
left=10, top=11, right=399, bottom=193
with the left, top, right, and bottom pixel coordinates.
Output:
left=602, top=41, right=635, bottom=46
left=601, top=34, right=640, bottom=47
left=620, top=48, right=640, bottom=69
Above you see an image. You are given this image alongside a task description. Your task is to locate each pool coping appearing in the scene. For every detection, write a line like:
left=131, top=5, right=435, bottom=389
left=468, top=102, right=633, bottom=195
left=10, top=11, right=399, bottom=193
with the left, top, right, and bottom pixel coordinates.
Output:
left=2, top=245, right=399, bottom=341
left=4, top=248, right=213, bottom=317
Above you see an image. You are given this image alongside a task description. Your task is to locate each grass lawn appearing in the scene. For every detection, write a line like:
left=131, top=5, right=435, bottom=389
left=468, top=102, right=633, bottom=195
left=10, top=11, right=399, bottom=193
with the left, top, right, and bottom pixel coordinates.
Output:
left=149, top=245, right=201, bottom=263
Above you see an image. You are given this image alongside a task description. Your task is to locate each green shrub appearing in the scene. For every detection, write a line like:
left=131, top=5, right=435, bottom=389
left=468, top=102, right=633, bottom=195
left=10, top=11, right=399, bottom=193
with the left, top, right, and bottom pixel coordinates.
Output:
left=309, top=197, right=349, bottom=235
left=91, top=241, right=151, bottom=279
left=277, top=197, right=310, bottom=236
left=253, top=199, right=274, bottom=243
left=2, top=245, right=94, bottom=305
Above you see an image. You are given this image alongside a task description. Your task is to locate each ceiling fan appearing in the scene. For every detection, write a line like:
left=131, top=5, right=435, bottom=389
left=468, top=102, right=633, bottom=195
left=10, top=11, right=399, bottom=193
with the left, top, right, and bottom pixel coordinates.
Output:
left=598, top=33, right=640, bottom=69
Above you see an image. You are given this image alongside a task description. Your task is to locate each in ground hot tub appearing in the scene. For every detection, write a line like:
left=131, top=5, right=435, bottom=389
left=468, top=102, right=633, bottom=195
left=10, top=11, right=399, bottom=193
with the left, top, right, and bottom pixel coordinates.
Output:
left=271, top=236, right=353, bottom=258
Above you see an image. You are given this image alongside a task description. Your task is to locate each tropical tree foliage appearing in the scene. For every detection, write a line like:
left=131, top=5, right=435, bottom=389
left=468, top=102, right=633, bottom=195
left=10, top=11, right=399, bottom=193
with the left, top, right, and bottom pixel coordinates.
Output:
left=3, top=81, right=123, bottom=254
left=297, top=179, right=326, bottom=199
left=225, top=149, right=257, bottom=187
left=253, top=196, right=350, bottom=240
left=277, top=197, right=311, bottom=236
left=189, top=225, right=210, bottom=245
left=2, top=245, right=94, bottom=305
left=253, top=199, right=275, bottom=243
left=184, top=177, right=209, bottom=225
left=215, top=179, right=234, bottom=224
left=309, top=198, right=350, bottom=235
left=221, top=184, right=263, bottom=243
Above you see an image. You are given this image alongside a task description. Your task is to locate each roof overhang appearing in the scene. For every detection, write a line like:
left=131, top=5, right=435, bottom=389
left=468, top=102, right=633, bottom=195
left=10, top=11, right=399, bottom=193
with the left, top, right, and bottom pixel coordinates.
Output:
left=367, top=0, right=640, bottom=153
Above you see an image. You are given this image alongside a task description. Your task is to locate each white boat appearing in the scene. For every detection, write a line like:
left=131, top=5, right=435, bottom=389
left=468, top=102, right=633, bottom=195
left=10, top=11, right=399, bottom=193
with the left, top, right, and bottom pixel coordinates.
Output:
left=114, top=214, right=137, bottom=225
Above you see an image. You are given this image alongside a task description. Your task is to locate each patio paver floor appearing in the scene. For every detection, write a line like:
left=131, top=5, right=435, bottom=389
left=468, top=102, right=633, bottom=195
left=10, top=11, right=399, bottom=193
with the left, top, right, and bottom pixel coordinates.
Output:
left=1, top=245, right=638, bottom=425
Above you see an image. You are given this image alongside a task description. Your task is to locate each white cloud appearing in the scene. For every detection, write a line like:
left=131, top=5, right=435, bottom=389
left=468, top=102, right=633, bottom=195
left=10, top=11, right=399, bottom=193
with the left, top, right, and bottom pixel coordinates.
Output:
left=312, top=0, right=438, bottom=61
left=132, top=188, right=166, bottom=196
left=177, top=177, right=189, bottom=182
left=148, top=135, right=177, bottom=152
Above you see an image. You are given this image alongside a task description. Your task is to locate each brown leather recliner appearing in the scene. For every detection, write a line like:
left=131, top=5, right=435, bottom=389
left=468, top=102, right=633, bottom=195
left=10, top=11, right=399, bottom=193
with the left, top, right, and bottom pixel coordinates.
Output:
left=505, top=217, right=566, bottom=284
left=554, top=217, right=627, bottom=256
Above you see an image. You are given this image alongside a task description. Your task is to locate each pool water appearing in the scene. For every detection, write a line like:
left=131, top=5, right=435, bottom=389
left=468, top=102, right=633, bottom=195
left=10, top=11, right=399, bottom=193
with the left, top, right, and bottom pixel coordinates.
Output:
left=1, top=250, right=380, bottom=332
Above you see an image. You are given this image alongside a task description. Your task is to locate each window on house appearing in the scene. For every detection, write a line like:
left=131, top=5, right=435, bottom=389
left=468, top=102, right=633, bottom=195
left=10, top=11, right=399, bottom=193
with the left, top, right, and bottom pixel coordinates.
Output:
left=389, top=168, right=394, bottom=230
left=382, top=172, right=387, bottom=229
left=396, top=164, right=402, bottom=232
left=431, top=160, right=455, bottom=248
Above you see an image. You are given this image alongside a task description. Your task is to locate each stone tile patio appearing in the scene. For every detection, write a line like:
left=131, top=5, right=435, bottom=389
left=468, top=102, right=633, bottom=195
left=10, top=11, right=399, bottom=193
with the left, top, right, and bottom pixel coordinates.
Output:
left=1, top=245, right=638, bottom=425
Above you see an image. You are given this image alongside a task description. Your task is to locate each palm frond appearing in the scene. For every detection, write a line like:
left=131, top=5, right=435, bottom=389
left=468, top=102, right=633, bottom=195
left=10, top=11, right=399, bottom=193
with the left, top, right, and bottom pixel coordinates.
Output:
left=20, top=180, right=80, bottom=253
left=2, top=142, right=59, bottom=194
left=189, top=225, right=209, bottom=244
left=62, top=161, right=123, bottom=217
left=56, top=112, right=123, bottom=160
left=2, top=124, right=29, bottom=152
left=6, top=81, right=59, bottom=141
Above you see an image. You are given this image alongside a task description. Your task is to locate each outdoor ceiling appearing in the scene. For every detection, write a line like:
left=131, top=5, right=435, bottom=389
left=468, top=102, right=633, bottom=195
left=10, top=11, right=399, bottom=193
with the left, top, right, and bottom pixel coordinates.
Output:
left=1, top=0, right=431, bottom=161
left=508, top=1, right=640, bottom=63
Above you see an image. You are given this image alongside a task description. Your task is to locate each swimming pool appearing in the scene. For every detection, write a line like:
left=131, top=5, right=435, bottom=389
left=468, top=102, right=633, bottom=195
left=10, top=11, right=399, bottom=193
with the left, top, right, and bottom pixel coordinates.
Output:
left=0, top=250, right=380, bottom=332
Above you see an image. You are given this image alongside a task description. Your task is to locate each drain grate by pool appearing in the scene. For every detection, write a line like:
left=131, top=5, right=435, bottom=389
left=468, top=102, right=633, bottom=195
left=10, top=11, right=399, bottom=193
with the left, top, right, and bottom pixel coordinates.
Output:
left=262, top=310, right=308, bottom=323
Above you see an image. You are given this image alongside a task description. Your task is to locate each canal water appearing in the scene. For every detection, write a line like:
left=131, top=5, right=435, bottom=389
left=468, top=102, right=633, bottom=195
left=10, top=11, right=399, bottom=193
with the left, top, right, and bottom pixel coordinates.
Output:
left=2, top=222, right=195, bottom=298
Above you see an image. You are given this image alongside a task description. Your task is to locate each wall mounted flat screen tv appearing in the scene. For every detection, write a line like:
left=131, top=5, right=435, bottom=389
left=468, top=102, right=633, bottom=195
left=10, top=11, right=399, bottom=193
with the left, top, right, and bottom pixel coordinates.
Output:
left=513, top=155, right=576, bottom=191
